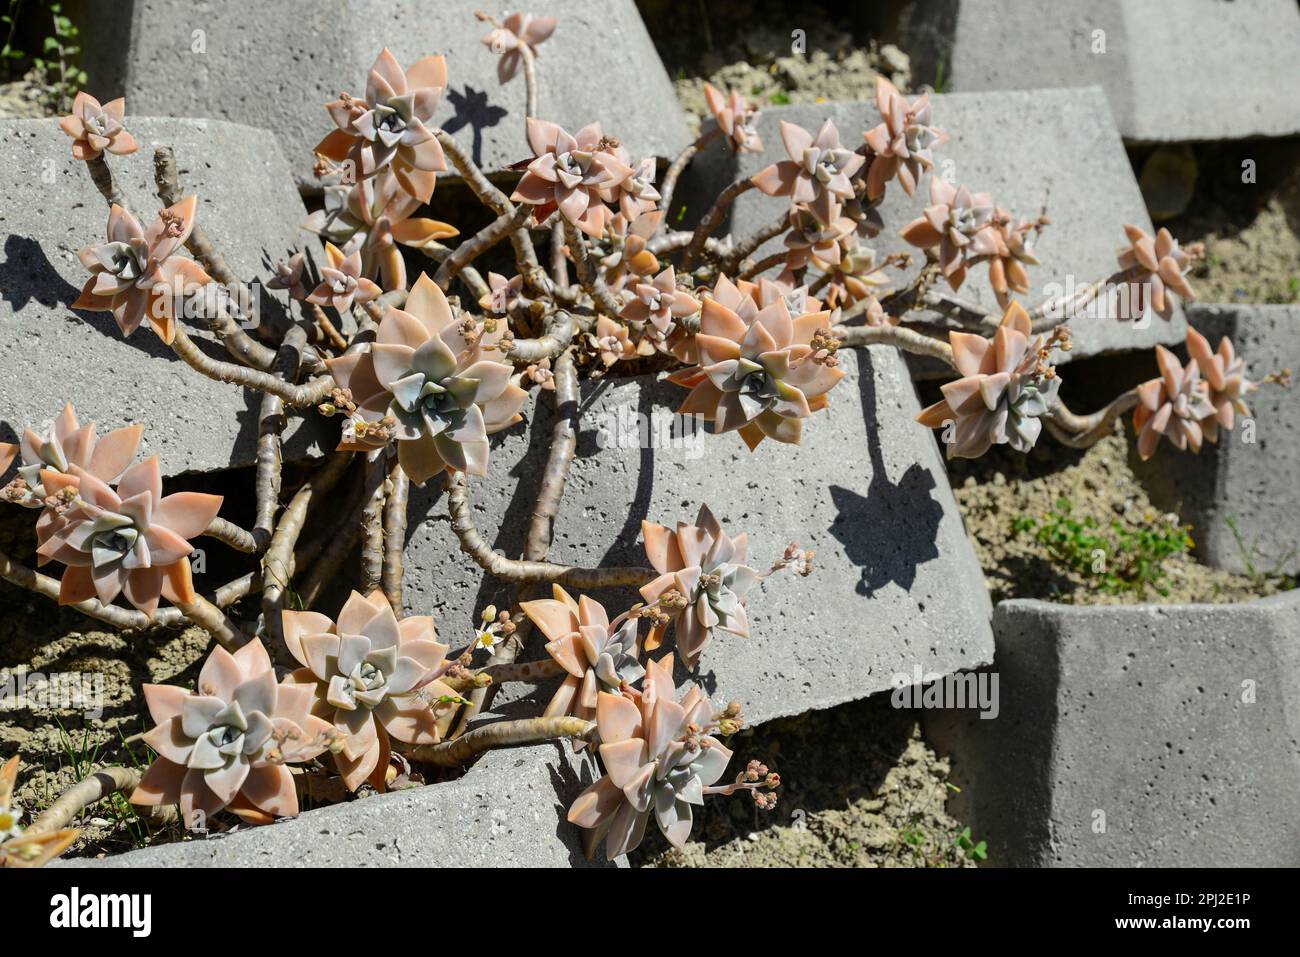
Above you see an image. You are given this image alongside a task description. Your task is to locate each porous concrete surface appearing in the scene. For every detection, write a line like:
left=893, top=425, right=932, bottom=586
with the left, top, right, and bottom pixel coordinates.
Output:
left=109, top=0, right=692, bottom=191
left=62, top=743, right=616, bottom=868
left=0, top=117, right=326, bottom=476
left=925, top=591, right=1300, bottom=866
left=400, top=345, right=995, bottom=727
left=677, top=89, right=1187, bottom=370
left=899, top=0, right=1300, bottom=143
left=1135, top=304, right=1300, bottom=576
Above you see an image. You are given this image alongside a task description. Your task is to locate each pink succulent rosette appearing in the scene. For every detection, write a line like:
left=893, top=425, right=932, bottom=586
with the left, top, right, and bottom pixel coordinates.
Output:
left=862, top=76, right=944, bottom=200
left=667, top=288, right=845, bottom=450
left=1133, top=345, right=1217, bottom=460
left=282, top=590, right=456, bottom=792
left=618, top=265, right=700, bottom=338
left=511, top=119, right=634, bottom=238
left=306, top=241, right=382, bottom=312
left=1, top=403, right=141, bottom=510
left=521, top=586, right=644, bottom=729
left=324, top=274, right=527, bottom=484
left=316, top=49, right=448, bottom=203
left=703, top=83, right=762, bottom=153
left=481, top=11, right=558, bottom=84
left=1115, top=224, right=1196, bottom=322
left=567, top=654, right=733, bottom=858
left=751, top=119, right=864, bottom=215
left=72, top=195, right=212, bottom=344
left=1186, top=328, right=1256, bottom=443
left=639, top=505, right=759, bottom=667
left=916, top=302, right=1060, bottom=460
left=58, top=92, right=139, bottom=160
left=131, top=640, right=337, bottom=826
left=900, top=178, right=999, bottom=292
left=35, top=455, right=221, bottom=617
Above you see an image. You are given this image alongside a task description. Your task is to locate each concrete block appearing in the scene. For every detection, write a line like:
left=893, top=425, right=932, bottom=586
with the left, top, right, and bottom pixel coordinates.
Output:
left=1134, top=304, right=1300, bottom=576
left=112, top=0, right=692, bottom=192
left=63, top=742, right=615, bottom=868
left=0, top=117, right=326, bottom=476
left=925, top=592, right=1300, bottom=866
left=401, top=345, right=995, bottom=727
left=677, top=90, right=1186, bottom=371
left=899, top=0, right=1300, bottom=143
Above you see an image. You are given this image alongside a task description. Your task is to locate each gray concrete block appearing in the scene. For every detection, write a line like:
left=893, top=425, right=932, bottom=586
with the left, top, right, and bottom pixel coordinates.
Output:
left=925, top=592, right=1300, bottom=866
left=678, top=89, right=1186, bottom=372
left=1134, top=304, right=1300, bottom=576
left=401, top=345, right=995, bottom=727
left=111, top=0, right=692, bottom=192
left=900, top=0, right=1300, bottom=144
left=0, top=117, right=326, bottom=476
left=62, top=742, right=615, bottom=868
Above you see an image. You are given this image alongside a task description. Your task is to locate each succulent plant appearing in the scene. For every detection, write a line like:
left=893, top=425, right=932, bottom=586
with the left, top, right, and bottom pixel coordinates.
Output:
left=521, top=585, right=644, bottom=726
left=1115, top=224, right=1196, bottom=322
left=267, top=251, right=310, bottom=300
left=862, top=77, right=944, bottom=200
left=592, top=313, right=646, bottom=366
left=58, top=92, right=138, bottom=160
left=316, top=49, right=448, bottom=203
left=0, top=756, right=78, bottom=867
left=35, top=456, right=221, bottom=617
left=0, top=403, right=141, bottom=510
left=752, top=120, right=864, bottom=216
left=596, top=209, right=663, bottom=290
left=610, top=151, right=662, bottom=221
left=306, top=241, right=382, bottom=312
left=303, top=172, right=459, bottom=292
left=479, top=271, right=524, bottom=314
left=618, top=265, right=700, bottom=337
left=783, top=203, right=857, bottom=271
left=703, top=83, right=763, bottom=153
left=481, top=12, right=558, bottom=84
left=1185, top=327, right=1256, bottom=443
left=900, top=178, right=999, bottom=292
left=986, top=211, right=1042, bottom=308
left=324, top=274, right=526, bottom=484
left=567, top=654, right=734, bottom=858
left=667, top=286, right=846, bottom=449
left=131, top=640, right=338, bottom=825
left=916, top=302, right=1062, bottom=459
left=640, top=505, right=759, bottom=667
left=281, top=590, right=455, bottom=791
left=72, top=196, right=212, bottom=344
left=511, top=119, right=634, bottom=238
left=1133, top=344, right=1217, bottom=460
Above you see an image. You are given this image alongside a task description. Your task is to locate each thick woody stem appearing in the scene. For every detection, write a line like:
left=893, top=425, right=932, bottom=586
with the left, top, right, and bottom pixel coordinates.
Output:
left=434, top=128, right=546, bottom=295
left=473, top=657, right=566, bottom=685
left=170, top=327, right=334, bottom=408
left=506, top=309, right=578, bottom=363
left=434, top=205, right=532, bottom=291
left=737, top=250, right=788, bottom=281
left=446, top=472, right=655, bottom=587
left=254, top=393, right=284, bottom=549
left=550, top=219, right=569, bottom=286
left=524, top=350, right=578, bottom=559
left=681, top=178, right=756, bottom=270
left=174, top=596, right=246, bottom=651
left=262, top=453, right=353, bottom=642
left=519, top=41, right=539, bottom=119
left=202, top=517, right=260, bottom=553
left=27, top=767, right=142, bottom=836
left=1045, top=389, right=1140, bottom=448
left=562, top=220, right=623, bottom=316
left=359, top=456, right=387, bottom=594
left=405, top=716, right=593, bottom=767
left=382, top=459, right=409, bottom=609
left=307, top=301, right=348, bottom=352
left=658, top=125, right=721, bottom=227
left=84, top=152, right=128, bottom=208
left=832, top=323, right=956, bottom=367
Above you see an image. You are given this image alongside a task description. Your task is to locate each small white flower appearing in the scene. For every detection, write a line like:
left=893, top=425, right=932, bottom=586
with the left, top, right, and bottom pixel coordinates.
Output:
left=0, top=804, right=24, bottom=841
left=476, top=630, right=504, bottom=654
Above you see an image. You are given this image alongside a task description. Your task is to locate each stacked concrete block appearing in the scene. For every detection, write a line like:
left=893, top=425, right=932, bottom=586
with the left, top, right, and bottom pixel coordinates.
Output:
left=897, top=0, right=1300, bottom=142
left=677, top=89, right=1187, bottom=369
left=1134, top=304, right=1300, bottom=576
left=400, top=345, right=995, bottom=728
left=0, top=117, right=325, bottom=476
left=102, top=0, right=692, bottom=191
left=924, top=592, right=1300, bottom=866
